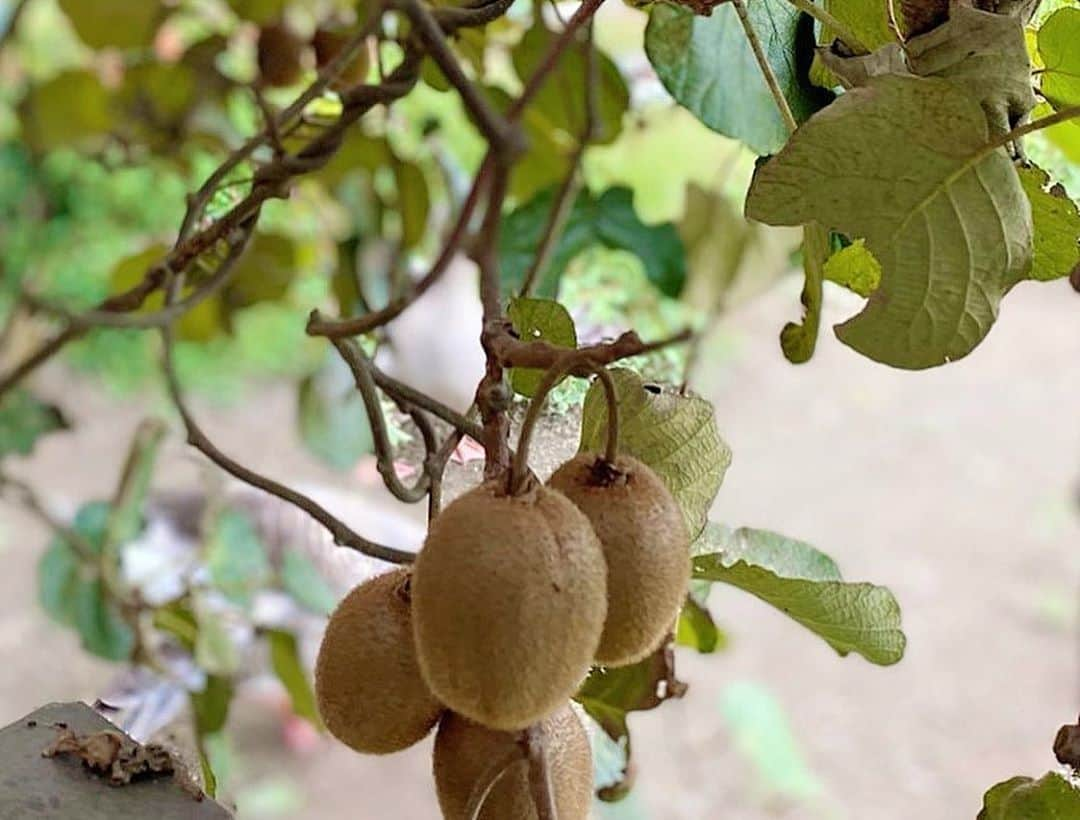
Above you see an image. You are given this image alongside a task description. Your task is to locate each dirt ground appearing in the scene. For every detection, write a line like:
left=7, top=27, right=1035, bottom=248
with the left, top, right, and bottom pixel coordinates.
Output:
left=1, top=279, right=1077, bottom=819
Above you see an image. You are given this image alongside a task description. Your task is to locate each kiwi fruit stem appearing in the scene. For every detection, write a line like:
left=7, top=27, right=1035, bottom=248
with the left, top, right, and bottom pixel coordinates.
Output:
left=510, top=353, right=620, bottom=494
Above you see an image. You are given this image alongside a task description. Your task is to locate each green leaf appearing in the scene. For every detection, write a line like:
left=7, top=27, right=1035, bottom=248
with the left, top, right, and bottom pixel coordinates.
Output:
left=507, top=298, right=578, bottom=396
left=281, top=552, right=337, bottom=616
left=575, top=646, right=685, bottom=801
left=675, top=595, right=725, bottom=654
left=297, top=356, right=374, bottom=471
left=393, top=161, right=429, bottom=249
left=978, top=772, right=1080, bottom=819
left=746, top=75, right=1032, bottom=370
left=822, top=0, right=894, bottom=51
left=823, top=239, right=881, bottom=297
left=1018, top=165, right=1080, bottom=282
left=1038, top=8, right=1080, bottom=111
left=499, top=186, right=687, bottom=299
left=18, top=70, right=112, bottom=153
left=579, top=369, right=731, bottom=538
left=38, top=541, right=82, bottom=627
left=152, top=602, right=199, bottom=651
left=195, top=605, right=240, bottom=677
left=105, top=419, right=163, bottom=551
left=0, top=389, right=68, bottom=458
left=58, top=0, right=162, bottom=50
left=192, top=675, right=234, bottom=735
left=645, top=1, right=831, bottom=155
left=205, top=509, right=271, bottom=606
left=692, top=524, right=905, bottom=665
left=72, top=578, right=135, bottom=662
left=267, top=629, right=321, bottom=727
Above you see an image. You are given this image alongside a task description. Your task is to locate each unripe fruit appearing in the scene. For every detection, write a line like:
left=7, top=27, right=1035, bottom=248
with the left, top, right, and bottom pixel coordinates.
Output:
left=412, top=480, right=607, bottom=730
left=315, top=568, right=442, bottom=754
left=257, top=23, right=303, bottom=87
left=311, top=27, right=369, bottom=92
left=433, top=706, right=593, bottom=820
left=548, top=453, right=690, bottom=666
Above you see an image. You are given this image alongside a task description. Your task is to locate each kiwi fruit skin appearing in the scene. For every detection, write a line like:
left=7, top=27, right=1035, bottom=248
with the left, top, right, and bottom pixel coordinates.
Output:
left=548, top=453, right=690, bottom=667
left=433, top=706, right=593, bottom=820
left=315, top=568, right=443, bottom=754
left=412, top=480, right=607, bottom=731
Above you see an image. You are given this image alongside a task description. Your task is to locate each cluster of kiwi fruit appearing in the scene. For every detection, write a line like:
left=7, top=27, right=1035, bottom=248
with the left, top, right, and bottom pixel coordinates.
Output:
left=315, top=362, right=691, bottom=818
left=256, top=20, right=368, bottom=89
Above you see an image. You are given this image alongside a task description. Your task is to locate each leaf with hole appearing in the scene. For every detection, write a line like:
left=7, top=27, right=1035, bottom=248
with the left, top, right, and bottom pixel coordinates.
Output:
left=580, top=369, right=730, bottom=538
left=645, top=1, right=832, bottom=155
left=1018, top=165, right=1080, bottom=282
left=693, top=523, right=905, bottom=665
left=507, top=298, right=577, bottom=397
left=746, top=75, right=1032, bottom=369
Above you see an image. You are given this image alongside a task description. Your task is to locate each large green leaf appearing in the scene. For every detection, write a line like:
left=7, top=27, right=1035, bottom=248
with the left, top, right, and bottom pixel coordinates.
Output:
left=0, top=390, right=68, bottom=458
left=58, top=0, right=162, bottom=50
left=1018, top=165, right=1080, bottom=282
left=692, top=523, right=905, bottom=665
left=645, top=1, right=831, bottom=155
left=297, top=356, right=374, bottom=471
left=507, top=297, right=577, bottom=397
left=746, top=75, right=1032, bottom=369
left=499, top=187, right=687, bottom=299
left=267, top=629, right=321, bottom=727
left=978, top=772, right=1080, bottom=819
left=579, top=369, right=730, bottom=538
left=1038, top=7, right=1080, bottom=111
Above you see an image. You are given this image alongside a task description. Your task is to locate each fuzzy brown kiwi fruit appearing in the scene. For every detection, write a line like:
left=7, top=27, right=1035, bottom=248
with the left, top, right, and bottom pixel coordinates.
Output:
left=256, top=23, right=303, bottom=87
left=548, top=453, right=690, bottom=666
left=315, top=568, right=442, bottom=754
left=311, top=26, right=369, bottom=91
left=432, top=705, right=593, bottom=820
left=411, top=480, right=607, bottom=731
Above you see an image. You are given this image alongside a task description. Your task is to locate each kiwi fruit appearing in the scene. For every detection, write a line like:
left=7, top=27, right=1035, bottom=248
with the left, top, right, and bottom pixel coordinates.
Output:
left=311, top=26, right=369, bottom=91
left=548, top=453, right=690, bottom=666
left=256, top=23, right=303, bottom=88
left=433, top=705, right=593, bottom=820
left=315, top=568, right=442, bottom=754
left=411, top=480, right=607, bottom=731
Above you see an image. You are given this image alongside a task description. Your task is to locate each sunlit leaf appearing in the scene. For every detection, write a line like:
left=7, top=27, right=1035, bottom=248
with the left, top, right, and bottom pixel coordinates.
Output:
left=823, top=239, right=881, bottom=297
left=19, top=70, right=112, bottom=153
left=580, top=369, right=730, bottom=537
left=1038, top=8, right=1080, bottom=111
left=507, top=297, right=577, bottom=396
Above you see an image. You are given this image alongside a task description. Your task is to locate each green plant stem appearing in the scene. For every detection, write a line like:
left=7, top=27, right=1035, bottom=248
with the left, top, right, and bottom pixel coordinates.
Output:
left=785, top=0, right=869, bottom=55
left=733, top=0, right=798, bottom=133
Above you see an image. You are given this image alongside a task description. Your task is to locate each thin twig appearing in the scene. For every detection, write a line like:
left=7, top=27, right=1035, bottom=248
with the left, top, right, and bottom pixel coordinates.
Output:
left=492, top=327, right=693, bottom=371
left=734, top=0, right=798, bottom=133
left=989, top=104, right=1080, bottom=152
